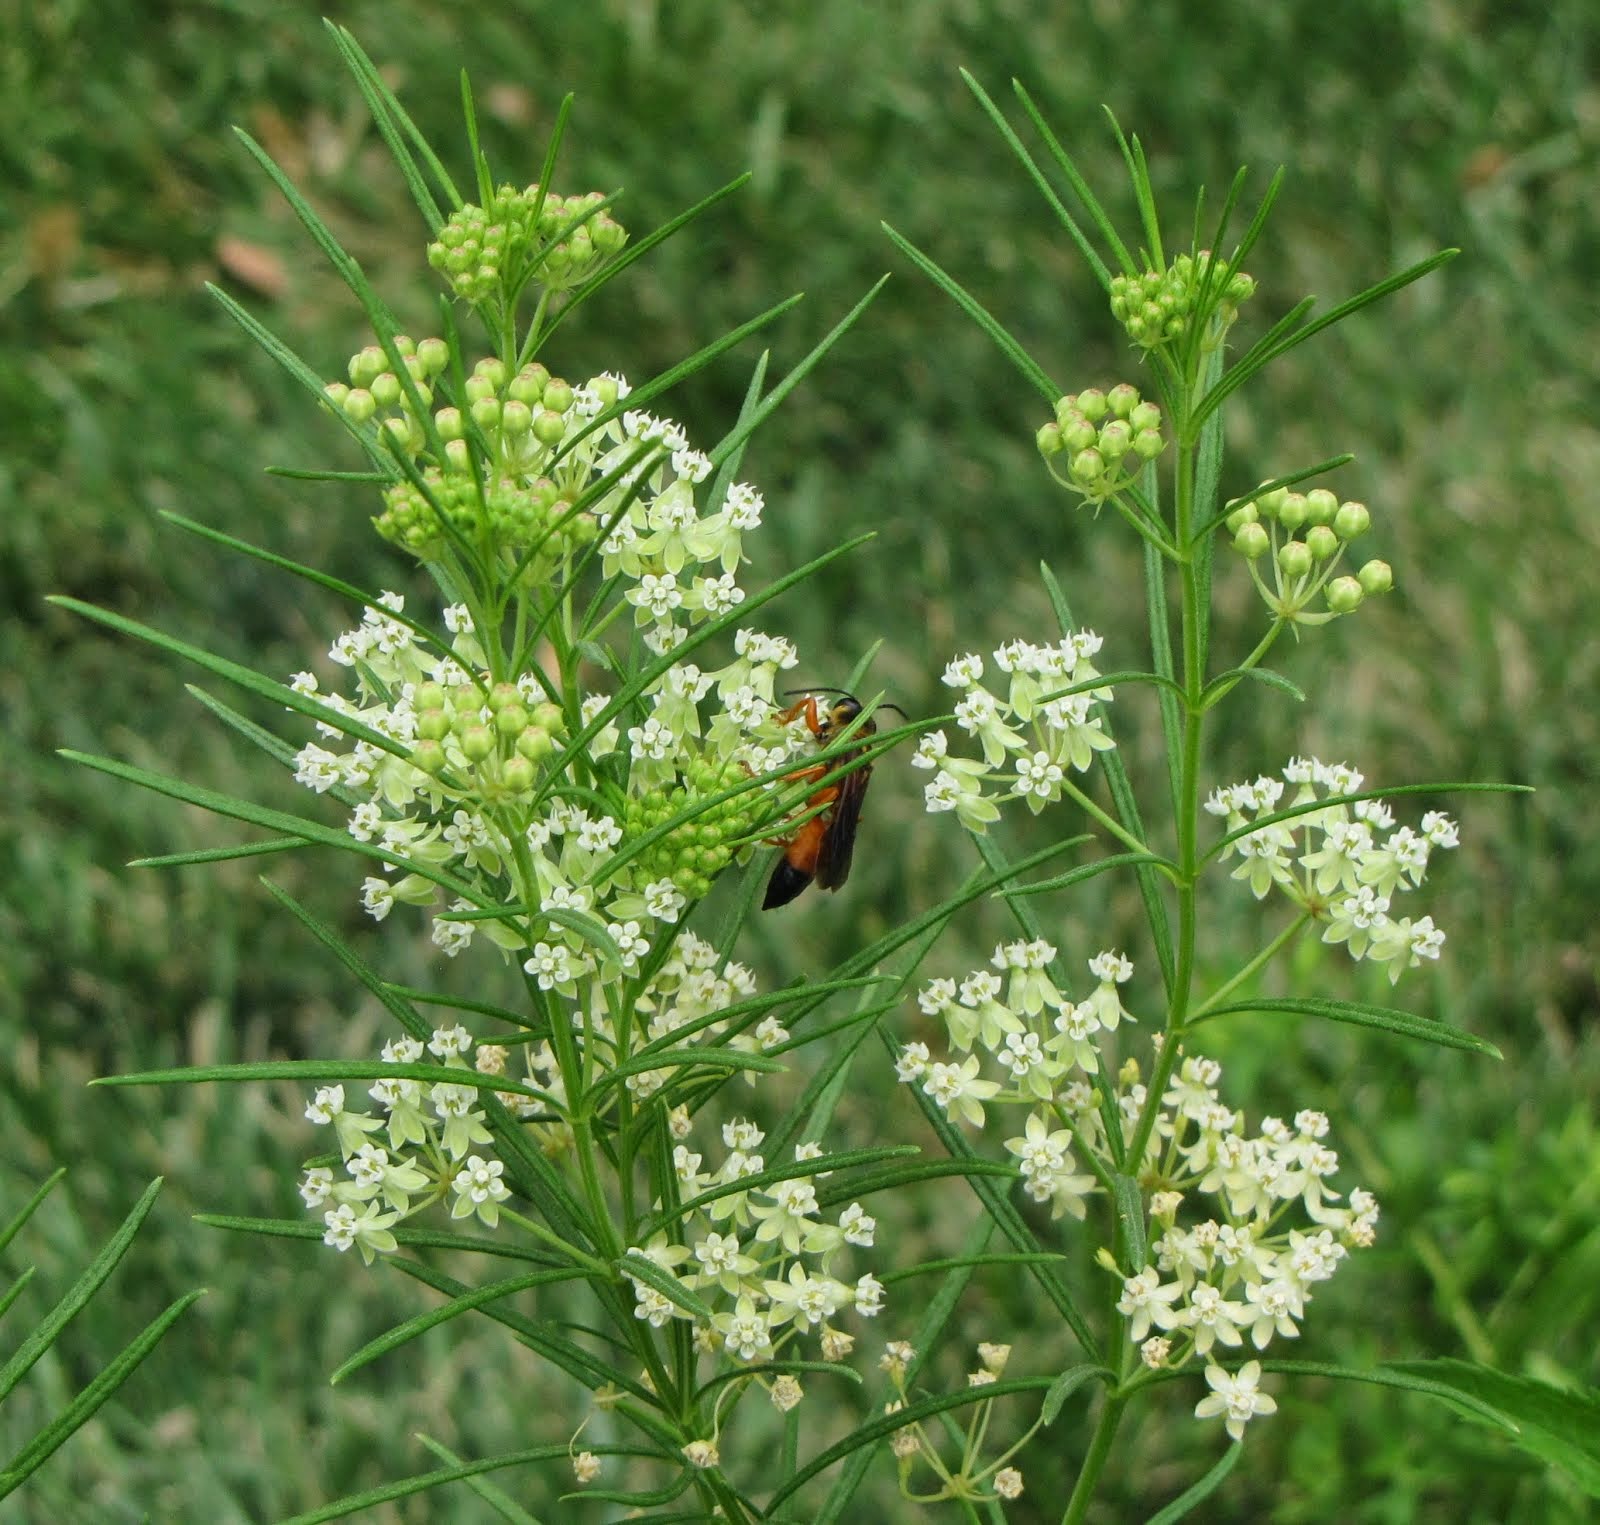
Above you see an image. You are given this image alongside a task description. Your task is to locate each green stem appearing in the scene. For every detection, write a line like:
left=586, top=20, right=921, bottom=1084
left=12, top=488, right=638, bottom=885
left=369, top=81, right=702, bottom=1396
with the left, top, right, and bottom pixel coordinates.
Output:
left=1059, top=1392, right=1127, bottom=1525
left=1059, top=776, right=1153, bottom=857
left=1201, top=617, right=1288, bottom=710
left=1189, top=913, right=1312, bottom=1021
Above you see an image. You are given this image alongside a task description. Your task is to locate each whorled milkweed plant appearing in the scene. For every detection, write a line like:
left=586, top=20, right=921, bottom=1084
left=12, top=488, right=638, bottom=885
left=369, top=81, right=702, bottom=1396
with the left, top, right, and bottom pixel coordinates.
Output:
left=55, top=30, right=1548, bottom=1525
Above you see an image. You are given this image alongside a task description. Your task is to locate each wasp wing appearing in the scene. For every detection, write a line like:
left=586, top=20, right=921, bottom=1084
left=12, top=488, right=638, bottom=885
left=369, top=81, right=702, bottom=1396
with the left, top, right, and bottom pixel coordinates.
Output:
left=814, top=764, right=871, bottom=891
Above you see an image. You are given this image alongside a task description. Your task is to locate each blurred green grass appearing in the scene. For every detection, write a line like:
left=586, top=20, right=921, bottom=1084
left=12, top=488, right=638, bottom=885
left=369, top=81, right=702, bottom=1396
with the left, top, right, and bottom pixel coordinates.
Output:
left=3, top=0, right=1598, bottom=1519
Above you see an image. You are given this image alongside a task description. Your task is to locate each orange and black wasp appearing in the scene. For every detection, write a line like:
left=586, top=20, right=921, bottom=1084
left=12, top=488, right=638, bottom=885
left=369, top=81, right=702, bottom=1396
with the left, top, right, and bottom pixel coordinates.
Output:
left=762, top=690, right=903, bottom=910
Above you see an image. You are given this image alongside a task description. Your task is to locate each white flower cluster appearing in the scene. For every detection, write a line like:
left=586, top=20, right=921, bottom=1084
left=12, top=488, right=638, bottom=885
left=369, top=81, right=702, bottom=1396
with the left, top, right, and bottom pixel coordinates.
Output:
left=1206, top=757, right=1459, bottom=983
left=301, top=1024, right=510, bottom=1263
left=1118, top=1053, right=1378, bottom=1441
left=913, top=634, right=1115, bottom=831
left=622, top=1114, right=884, bottom=1368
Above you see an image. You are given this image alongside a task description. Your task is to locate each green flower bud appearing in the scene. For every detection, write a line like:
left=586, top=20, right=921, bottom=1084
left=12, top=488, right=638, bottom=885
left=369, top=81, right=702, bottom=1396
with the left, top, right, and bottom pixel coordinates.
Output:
left=415, top=682, right=447, bottom=710
left=323, top=381, right=350, bottom=408
left=1277, top=492, right=1308, bottom=532
left=342, top=388, right=376, bottom=423
left=415, top=337, right=449, bottom=376
left=501, top=755, right=535, bottom=792
left=451, top=684, right=484, bottom=715
left=349, top=345, right=386, bottom=387
left=516, top=725, right=554, bottom=761
left=1234, top=522, right=1270, bottom=560
left=464, top=373, right=496, bottom=404
left=1098, top=420, right=1132, bottom=460
left=461, top=724, right=496, bottom=762
left=1333, top=500, right=1370, bottom=540
left=532, top=409, right=567, bottom=446
left=1061, top=413, right=1097, bottom=454
left=543, top=379, right=574, bottom=414
left=1304, top=488, right=1338, bottom=526
left=410, top=739, right=447, bottom=774
left=417, top=709, right=451, bottom=742
left=1129, top=400, right=1162, bottom=433
left=1278, top=540, right=1313, bottom=578
left=508, top=365, right=548, bottom=406
left=1069, top=448, right=1105, bottom=486
left=1225, top=502, right=1259, bottom=534
left=471, top=396, right=502, bottom=431
left=591, top=215, right=627, bottom=255
left=1256, top=485, right=1288, bottom=521
left=1037, top=422, right=1065, bottom=457
left=435, top=406, right=464, bottom=441
left=1075, top=388, right=1108, bottom=423
left=381, top=416, right=414, bottom=451
left=1132, top=428, right=1166, bottom=461
left=1357, top=559, right=1393, bottom=595
left=444, top=439, right=470, bottom=472
left=592, top=374, right=620, bottom=408
left=475, top=357, right=507, bottom=390
left=532, top=702, right=565, bottom=733
left=501, top=400, right=533, bottom=437
left=494, top=703, right=530, bottom=737
left=370, top=372, right=403, bottom=408
left=1306, top=524, right=1339, bottom=561
left=1325, top=576, right=1364, bottom=613
left=484, top=682, right=517, bottom=710
left=1106, top=382, right=1140, bottom=419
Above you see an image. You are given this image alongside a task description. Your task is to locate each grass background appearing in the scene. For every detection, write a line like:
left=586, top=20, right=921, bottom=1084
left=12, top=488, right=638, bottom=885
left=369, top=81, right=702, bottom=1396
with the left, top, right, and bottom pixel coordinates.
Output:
left=3, top=0, right=1597, bottom=1520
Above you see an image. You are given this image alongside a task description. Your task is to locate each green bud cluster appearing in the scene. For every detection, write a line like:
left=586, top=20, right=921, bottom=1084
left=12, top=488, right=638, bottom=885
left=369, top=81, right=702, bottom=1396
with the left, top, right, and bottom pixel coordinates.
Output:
left=1036, top=384, right=1166, bottom=505
left=1225, top=484, right=1392, bottom=624
left=1109, top=250, right=1256, bottom=351
left=426, top=184, right=627, bottom=304
left=327, top=343, right=605, bottom=571
left=623, top=759, right=758, bottom=901
left=409, top=682, right=566, bottom=799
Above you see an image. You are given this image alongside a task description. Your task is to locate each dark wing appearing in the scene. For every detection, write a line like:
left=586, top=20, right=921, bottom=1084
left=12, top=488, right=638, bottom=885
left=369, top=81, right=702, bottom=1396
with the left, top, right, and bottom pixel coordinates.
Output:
left=814, top=763, right=871, bottom=890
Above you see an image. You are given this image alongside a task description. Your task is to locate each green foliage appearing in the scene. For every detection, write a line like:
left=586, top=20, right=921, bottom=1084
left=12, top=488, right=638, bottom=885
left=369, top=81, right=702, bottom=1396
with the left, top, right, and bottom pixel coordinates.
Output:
left=6, top=0, right=1598, bottom=1520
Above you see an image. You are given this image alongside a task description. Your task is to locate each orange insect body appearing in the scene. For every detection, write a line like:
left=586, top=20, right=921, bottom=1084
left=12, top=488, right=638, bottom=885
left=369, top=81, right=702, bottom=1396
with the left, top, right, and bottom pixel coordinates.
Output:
left=762, top=693, right=879, bottom=910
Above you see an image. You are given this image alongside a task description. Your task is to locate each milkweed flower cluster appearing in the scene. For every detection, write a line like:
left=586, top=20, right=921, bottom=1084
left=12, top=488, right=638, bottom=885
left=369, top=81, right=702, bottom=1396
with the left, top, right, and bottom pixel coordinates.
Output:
left=1206, top=757, right=1460, bottom=983
left=1224, top=483, right=1393, bottom=622
left=301, top=1024, right=512, bottom=1263
left=914, top=634, right=1115, bottom=830
left=1109, top=248, right=1255, bottom=351
left=622, top=1114, right=885, bottom=1368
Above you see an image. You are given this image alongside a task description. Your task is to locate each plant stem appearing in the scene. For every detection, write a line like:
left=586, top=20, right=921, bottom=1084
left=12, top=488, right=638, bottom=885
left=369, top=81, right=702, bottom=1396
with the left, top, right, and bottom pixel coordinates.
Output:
left=1059, top=1392, right=1126, bottom=1525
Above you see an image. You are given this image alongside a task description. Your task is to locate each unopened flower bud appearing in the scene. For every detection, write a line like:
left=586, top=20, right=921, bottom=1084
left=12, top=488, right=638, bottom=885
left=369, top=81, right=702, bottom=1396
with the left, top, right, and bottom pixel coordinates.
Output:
left=1106, top=382, right=1140, bottom=418
left=415, top=337, right=448, bottom=375
left=1278, top=540, right=1313, bottom=578
left=533, top=409, right=567, bottom=446
left=1256, top=485, right=1288, bottom=520
left=1325, top=576, right=1364, bottom=613
left=501, top=755, right=535, bottom=792
left=1334, top=500, right=1371, bottom=539
left=1037, top=422, right=1065, bottom=458
left=516, top=725, right=554, bottom=761
left=417, top=709, right=451, bottom=742
left=434, top=406, right=464, bottom=441
left=1304, top=488, right=1338, bottom=525
left=1061, top=413, right=1097, bottom=453
left=542, top=379, right=574, bottom=414
left=1075, top=388, right=1108, bottom=422
left=323, top=381, right=350, bottom=408
left=1098, top=420, right=1132, bottom=460
left=380, top=416, right=413, bottom=451
left=1278, top=492, right=1308, bottom=531
left=1234, top=522, right=1270, bottom=560
left=1225, top=502, right=1258, bottom=534
left=494, top=703, right=530, bottom=737
left=1132, top=428, right=1165, bottom=460
left=410, top=739, right=447, bottom=774
left=1357, top=559, right=1393, bottom=595
left=1069, top=448, right=1105, bottom=487
left=342, top=388, right=376, bottom=423
left=461, top=724, right=495, bottom=761
left=500, top=400, right=533, bottom=437
left=533, top=702, right=565, bottom=732
left=1129, top=400, right=1162, bottom=433
left=349, top=345, right=386, bottom=386
left=471, top=396, right=502, bottom=431
left=1306, top=524, right=1339, bottom=562
left=370, top=372, right=402, bottom=408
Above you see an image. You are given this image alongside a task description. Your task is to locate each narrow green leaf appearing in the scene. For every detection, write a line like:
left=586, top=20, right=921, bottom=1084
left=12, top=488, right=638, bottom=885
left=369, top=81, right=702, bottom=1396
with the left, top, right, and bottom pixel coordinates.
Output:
left=0, top=1289, right=204, bottom=1498
left=709, top=276, right=889, bottom=469
left=0, top=1178, right=164, bottom=1406
left=1192, top=997, right=1500, bottom=1057
left=877, top=1252, right=1067, bottom=1286
left=1265, top=1358, right=1520, bottom=1434
left=1199, top=666, right=1305, bottom=708
left=1143, top=1442, right=1243, bottom=1524
left=1385, top=1358, right=1600, bottom=1495
left=1111, top=1172, right=1147, bottom=1270
left=615, top=1252, right=714, bottom=1322
left=260, top=878, right=431, bottom=1042
left=1000, top=850, right=1177, bottom=899
left=412, top=1434, right=542, bottom=1525
left=0, top=1171, right=66, bottom=1255
left=816, top=1157, right=1019, bottom=1208
left=882, top=224, right=1057, bottom=402
left=59, top=749, right=487, bottom=905
left=330, top=1268, right=589, bottom=1385
left=1041, top=1364, right=1110, bottom=1427
left=91, top=1059, right=546, bottom=1102
left=957, top=71, right=1112, bottom=287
